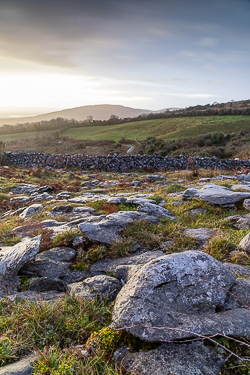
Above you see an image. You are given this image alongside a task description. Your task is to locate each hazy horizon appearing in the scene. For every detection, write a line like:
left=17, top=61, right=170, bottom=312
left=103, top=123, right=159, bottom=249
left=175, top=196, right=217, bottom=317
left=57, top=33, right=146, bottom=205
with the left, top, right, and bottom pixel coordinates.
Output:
left=0, top=0, right=249, bottom=116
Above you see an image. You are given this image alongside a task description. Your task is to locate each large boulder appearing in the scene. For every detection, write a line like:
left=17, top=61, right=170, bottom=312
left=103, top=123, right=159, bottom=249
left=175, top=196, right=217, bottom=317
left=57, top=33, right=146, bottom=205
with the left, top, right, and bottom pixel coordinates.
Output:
left=238, top=232, right=250, bottom=253
left=183, top=183, right=250, bottom=208
left=112, top=250, right=250, bottom=341
left=115, top=342, right=225, bottom=375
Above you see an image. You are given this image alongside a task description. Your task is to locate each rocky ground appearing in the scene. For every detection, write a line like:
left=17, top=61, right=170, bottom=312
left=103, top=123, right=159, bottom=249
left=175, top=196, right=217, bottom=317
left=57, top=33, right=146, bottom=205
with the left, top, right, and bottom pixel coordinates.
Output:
left=1, top=165, right=250, bottom=374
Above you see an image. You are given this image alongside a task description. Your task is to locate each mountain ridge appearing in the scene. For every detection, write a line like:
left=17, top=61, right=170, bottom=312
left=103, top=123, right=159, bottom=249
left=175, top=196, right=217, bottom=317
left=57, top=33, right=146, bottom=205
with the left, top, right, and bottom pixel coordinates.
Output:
left=0, top=104, right=154, bottom=127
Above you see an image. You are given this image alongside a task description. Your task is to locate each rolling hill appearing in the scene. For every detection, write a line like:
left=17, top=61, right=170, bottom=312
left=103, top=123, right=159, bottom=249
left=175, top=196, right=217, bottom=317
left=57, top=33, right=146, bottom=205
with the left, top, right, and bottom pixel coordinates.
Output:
left=0, top=104, right=153, bottom=127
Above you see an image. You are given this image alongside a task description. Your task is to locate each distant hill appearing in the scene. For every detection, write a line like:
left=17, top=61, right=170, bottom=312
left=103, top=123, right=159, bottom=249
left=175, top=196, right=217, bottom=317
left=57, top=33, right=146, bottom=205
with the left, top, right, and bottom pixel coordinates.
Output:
left=0, top=104, right=153, bottom=127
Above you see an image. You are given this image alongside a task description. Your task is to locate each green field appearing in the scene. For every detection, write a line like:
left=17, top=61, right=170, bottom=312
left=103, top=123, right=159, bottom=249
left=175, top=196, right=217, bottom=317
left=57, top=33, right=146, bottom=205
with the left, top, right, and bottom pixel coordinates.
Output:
left=0, top=130, right=53, bottom=142
left=63, top=115, right=250, bottom=142
left=2, top=115, right=250, bottom=144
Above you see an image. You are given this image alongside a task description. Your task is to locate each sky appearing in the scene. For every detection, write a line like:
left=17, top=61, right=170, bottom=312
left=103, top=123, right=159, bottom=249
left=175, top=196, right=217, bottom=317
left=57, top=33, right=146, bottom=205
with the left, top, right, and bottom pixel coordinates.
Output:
left=0, top=0, right=249, bottom=116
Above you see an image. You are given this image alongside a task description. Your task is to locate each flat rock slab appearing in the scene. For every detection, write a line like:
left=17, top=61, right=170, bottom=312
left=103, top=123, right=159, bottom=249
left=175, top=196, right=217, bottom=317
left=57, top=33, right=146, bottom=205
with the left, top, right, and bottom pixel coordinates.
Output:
left=184, top=228, right=218, bottom=242
left=0, top=353, right=37, bottom=375
left=68, top=275, right=122, bottom=301
left=115, top=342, right=225, bottom=375
left=79, top=211, right=160, bottom=244
left=183, top=183, right=250, bottom=208
left=112, top=250, right=250, bottom=341
left=231, top=184, right=250, bottom=192
left=4, top=290, right=65, bottom=303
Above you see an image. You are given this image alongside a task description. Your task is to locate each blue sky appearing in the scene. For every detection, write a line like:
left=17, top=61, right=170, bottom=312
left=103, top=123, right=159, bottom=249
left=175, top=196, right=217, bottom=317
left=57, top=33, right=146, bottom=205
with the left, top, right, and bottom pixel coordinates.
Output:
left=0, top=0, right=249, bottom=115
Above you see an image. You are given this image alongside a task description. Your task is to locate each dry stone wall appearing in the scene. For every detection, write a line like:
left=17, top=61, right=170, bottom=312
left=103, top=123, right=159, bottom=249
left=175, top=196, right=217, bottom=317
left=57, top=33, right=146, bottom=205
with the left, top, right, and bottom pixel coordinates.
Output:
left=1, top=151, right=250, bottom=171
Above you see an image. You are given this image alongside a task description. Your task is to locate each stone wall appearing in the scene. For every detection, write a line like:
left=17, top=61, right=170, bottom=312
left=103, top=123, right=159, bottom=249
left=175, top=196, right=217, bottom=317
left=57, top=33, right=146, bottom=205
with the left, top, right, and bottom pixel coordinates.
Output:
left=0, top=151, right=250, bottom=171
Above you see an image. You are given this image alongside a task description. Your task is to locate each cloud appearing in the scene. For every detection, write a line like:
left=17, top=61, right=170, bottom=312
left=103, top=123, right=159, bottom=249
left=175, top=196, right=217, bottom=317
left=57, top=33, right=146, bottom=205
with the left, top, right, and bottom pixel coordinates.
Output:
left=164, top=93, right=218, bottom=98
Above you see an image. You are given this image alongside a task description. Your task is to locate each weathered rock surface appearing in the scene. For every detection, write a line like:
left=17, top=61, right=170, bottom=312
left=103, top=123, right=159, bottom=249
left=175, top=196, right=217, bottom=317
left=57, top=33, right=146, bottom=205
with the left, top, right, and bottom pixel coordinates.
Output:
left=244, top=199, right=250, bottom=210
left=183, top=183, right=250, bottom=208
left=225, top=278, right=250, bottom=309
left=137, top=203, right=175, bottom=219
left=5, top=290, right=65, bottom=303
left=21, top=246, right=89, bottom=283
left=224, top=262, right=250, bottom=278
left=225, top=214, right=250, bottom=229
left=19, top=204, right=43, bottom=219
left=27, top=277, right=67, bottom=292
left=237, top=174, right=250, bottom=184
left=79, top=211, right=160, bottom=244
left=0, top=353, right=37, bottom=375
left=0, top=236, right=41, bottom=279
left=90, top=250, right=164, bottom=282
left=238, top=232, right=250, bottom=253
left=184, top=228, right=217, bottom=242
left=231, top=184, right=250, bottom=192
left=112, top=250, right=250, bottom=341
left=68, top=275, right=122, bottom=301
left=115, top=342, right=225, bottom=375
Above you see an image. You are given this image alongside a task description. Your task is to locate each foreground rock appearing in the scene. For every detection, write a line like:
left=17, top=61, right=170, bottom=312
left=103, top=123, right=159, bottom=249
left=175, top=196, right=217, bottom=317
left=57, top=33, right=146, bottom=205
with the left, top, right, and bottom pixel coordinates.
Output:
left=184, top=228, right=218, bottom=242
left=183, top=183, right=250, bottom=208
left=90, top=250, right=164, bottom=282
left=112, top=250, right=250, bottom=341
left=0, top=353, right=37, bottom=375
left=115, top=342, right=225, bottom=375
left=68, top=275, right=122, bottom=301
left=21, top=246, right=88, bottom=283
left=79, top=211, right=161, bottom=244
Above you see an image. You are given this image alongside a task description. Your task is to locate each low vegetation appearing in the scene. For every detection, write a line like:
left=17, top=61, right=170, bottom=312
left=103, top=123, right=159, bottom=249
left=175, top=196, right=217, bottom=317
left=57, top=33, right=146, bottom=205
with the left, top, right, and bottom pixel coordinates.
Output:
left=1, top=164, right=250, bottom=373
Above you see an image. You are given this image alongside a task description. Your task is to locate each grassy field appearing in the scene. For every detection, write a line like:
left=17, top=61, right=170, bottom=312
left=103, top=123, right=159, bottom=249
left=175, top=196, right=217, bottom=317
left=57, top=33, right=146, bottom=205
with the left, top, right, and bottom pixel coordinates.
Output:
left=63, top=115, right=250, bottom=142
left=0, top=130, right=53, bottom=142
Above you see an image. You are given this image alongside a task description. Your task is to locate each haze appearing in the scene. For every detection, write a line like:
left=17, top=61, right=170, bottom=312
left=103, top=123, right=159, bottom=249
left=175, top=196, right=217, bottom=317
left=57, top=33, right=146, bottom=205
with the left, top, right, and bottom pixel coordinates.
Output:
left=0, top=0, right=249, bottom=117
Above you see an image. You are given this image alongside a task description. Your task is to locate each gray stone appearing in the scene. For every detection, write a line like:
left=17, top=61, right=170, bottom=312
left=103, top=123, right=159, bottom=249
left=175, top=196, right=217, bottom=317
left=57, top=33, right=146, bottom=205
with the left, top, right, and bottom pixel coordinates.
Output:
left=30, top=192, right=53, bottom=201
left=5, top=290, right=64, bottom=303
left=238, top=232, right=250, bottom=253
left=183, top=183, right=250, bottom=208
left=19, top=204, right=43, bottom=219
left=90, top=250, right=164, bottom=282
left=137, top=203, right=175, bottom=220
left=237, top=174, right=250, bottom=183
left=225, top=278, right=250, bottom=309
left=115, top=342, right=225, bottom=375
left=10, top=196, right=30, bottom=206
left=79, top=211, right=159, bottom=244
left=68, top=275, right=122, bottom=301
left=184, top=228, right=217, bottom=242
left=0, top=236, right=41, bottom=280
left=112, top=251, right=250, bottom=341
left=10, top=183, right=39, bottom=195
left=231, top=184, right=250, bottom=192
left=225, top=214, right=250, bottom=229
left=224, top=263, right=250, bottom=279
left=51, top=205, right=73, bottom=213
left=20, top=246, right=89, bottom=283
left=41, top=219, right=66, bottom=227
left=27, top=277, right=67, bottom=292
left=188, top=208, right=207, bottom=217
left=0, top=353, right=37, bottom=375
left=244, top=199, right=250, bottom=210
